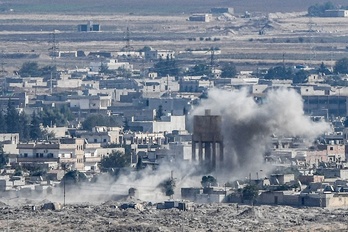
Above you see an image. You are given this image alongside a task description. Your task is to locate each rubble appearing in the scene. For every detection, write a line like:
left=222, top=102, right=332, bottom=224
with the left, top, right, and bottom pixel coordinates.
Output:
left=0, top=200, right=347, bottom=231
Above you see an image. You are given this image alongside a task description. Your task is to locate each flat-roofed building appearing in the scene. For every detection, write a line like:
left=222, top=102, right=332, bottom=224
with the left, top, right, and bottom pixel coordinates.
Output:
left=324, top=10, right=348, bottom=17
left=78, top=21, right=101, bottom=31
left=189, top=14, right=213, bottom=22
left=17, top=138, right=85, bottom=171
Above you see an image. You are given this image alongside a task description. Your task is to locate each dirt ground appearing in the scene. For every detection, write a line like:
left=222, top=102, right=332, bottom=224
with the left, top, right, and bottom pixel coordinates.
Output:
left=1, top=10, right=348, bottom=72
left=0, top=199, right=347, bottom=232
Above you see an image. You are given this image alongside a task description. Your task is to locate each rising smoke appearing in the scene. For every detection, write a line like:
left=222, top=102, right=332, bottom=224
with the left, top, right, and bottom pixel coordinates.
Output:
left=190, top=88, right=330, bottom=179
left=13, top=88, right=330, bottom=205
left=35, top=160, right=201, bottom=205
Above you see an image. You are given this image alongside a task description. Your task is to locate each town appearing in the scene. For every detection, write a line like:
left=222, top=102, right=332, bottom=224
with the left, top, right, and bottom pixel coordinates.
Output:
left=1, top=1, right=348, bottom=231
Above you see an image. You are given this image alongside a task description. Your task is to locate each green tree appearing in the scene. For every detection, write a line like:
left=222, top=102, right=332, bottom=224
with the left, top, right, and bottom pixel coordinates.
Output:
left=0, top=110, right=6, bottom=133
left=158, top=178, right=176, bottom=197
left=201, top=175, right=218, bottom=188
left=13, top=165, right=23, bottom=176
left=6, top=101, right=19, bottom=133
left=123, top=118, right=130, bottom=131
left=265, top=66, right=293, bottom=80
left=324, top=75, right=347, bottom=86
left=138, top=46, right=152, bottom=53
left=334, top=57, right=348, bottom=74
left=59, top=105, right=74, bottom=121
left=242, top=184, right=259, bottom=203
left=60, top=170, right=88, bottom=186
left=153, top=56, right=181, bottom=77
left=117, top=67, right=132, bottom=78
left=82, top=114, right=102, bottom=131
left=344, top=116, right=348, bottom=127
left=308, top=1, right=335, bottom=17
left=293, top=70, right=309, bottom=84
left=155, top=105, right=164, bottom=121
left=99, top=150, right=130, bottom=171
left=40, top=65, right=56, bottom=77
left=30, top=111, right=43, bottom=140
left=221, top=62, right=237, bottom=78
left=100, top=63, right=115, bottom=75
left=82, top=114, right=123, bottom=131
left=39, top=105, right=73, bottom=127
left=0, top=145, right=8, bottom=169
left=18, top=61, right=42, bottom=77
left=186, top=63, right=211, bottom=76
left=19, top=111, right=30, bottom=141
left=136, top=156, right=144, bottom=171
left=318, top=62, right=331, bottom=75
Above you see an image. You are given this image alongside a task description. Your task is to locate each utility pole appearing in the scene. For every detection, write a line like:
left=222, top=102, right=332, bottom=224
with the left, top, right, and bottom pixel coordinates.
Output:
left=62, top=163, right=69, bottom=207
left=308, top=17, right=316, bottom=64
left=7, top=199, right=9, bottom=232
left=122, top=27, right=134, bottom=56
left=282, top=53, right=285, bottom=68
left=49, top=30, right=59, bottom=94
left=210, top=48, right=215, bottom=78
left=63, top=165, right=66, bottom=207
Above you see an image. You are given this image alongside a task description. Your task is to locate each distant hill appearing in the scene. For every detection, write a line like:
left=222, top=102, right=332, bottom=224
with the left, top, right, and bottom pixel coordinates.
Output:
left=1, top=0, right=348, bottom=14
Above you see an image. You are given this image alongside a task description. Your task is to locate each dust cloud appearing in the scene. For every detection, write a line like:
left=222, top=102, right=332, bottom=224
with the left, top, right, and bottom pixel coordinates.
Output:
left=7, top=88, right=330, bottom=205
left=30, top=161, right=202, bottom=205
left=190, top=88, right=330, bottom=179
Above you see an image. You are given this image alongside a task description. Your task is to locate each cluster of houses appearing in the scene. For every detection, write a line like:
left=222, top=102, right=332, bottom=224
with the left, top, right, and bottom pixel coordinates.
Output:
left=2, top=45, right=348, bottom=207
left=180, top=131, right=348, bottom=207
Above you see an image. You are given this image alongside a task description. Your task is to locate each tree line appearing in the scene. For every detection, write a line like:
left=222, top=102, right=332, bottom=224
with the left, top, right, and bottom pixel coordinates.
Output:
left=0, top=102, right=73, bottom=142
left=308, top=2, right=348, bottom=17
left=18, top=61, right=56, bottom=78
left=263, top=57, right=348, bottom=84
left=152, top=57, right=237, bottom=78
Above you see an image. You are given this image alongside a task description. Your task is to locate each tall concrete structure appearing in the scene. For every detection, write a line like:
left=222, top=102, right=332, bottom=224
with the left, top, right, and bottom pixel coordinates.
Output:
left=192, top=109, right=223, bottom=171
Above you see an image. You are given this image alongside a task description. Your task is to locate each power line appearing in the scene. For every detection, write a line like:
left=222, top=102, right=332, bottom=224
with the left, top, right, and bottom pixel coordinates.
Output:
left=122, top=27, right=134, bottom=55
left=48, top=30, right=59, bottom=94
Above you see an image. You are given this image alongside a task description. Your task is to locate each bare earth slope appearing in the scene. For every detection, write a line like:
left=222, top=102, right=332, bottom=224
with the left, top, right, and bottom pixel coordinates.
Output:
left=0, top=202, right=348, bottom=231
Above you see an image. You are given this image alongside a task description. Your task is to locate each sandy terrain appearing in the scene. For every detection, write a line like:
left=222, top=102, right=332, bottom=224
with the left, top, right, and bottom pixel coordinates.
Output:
left=0, top=200, right=347, bottom=231
left=1, top=10, right=348, bottom=71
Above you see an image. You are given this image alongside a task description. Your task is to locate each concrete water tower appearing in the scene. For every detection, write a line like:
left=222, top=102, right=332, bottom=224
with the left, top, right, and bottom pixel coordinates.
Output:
left=192, top=109, right=223, bottom=171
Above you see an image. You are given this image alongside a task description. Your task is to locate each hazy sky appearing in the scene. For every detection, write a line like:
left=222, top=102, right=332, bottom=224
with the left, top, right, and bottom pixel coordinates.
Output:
left=5, top=0, right=348, bottom=14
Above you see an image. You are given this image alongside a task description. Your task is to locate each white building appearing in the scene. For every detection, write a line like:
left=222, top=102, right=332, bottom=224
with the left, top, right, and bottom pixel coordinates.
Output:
left=17, top=138, right=86, bottom=171
left=83, top=145, right=124, bottom=172
left=129, top=115, right=186, bottom=133
left=147, top=97, right=192, bottom=116
left=90, top=59, right=133, bottom=72
left=77, top=126, right=122, bottom=145
left=325, top=10, right=348, bottom=17
left=169, top=141, right=192, bottom=161
left=145, top=49, right=175, bottom=60
left=68, top=94, right=111, bottom=111
left=189, top=14, right=213, bottom=22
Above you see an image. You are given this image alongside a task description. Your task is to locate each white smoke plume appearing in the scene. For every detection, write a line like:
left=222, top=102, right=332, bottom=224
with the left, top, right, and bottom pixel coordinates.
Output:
left=190, top=88, right=330, bottom=179
left=30, top=160, right=201, bottom=205
left=7, top=88, right=330, bottom=205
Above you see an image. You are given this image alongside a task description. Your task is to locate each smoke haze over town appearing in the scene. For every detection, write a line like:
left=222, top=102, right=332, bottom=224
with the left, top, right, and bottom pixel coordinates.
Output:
left=2, top=0, right=348, bottom=231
